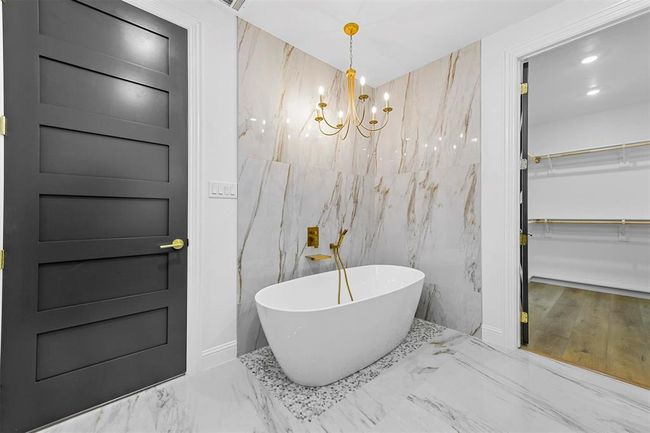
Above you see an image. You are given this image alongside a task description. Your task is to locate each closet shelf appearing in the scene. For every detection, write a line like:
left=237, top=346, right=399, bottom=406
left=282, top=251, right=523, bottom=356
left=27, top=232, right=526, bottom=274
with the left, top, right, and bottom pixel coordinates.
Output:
left=529, top=139, right=650, bottom=164
left=528, top=219, right=650, bottom=225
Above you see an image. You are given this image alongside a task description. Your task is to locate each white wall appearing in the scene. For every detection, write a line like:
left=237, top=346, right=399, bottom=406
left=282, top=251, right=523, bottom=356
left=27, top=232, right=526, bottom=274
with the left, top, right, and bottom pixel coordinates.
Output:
left=529, top=102, right=650, bottom=218
left=480, top=0, right=649, bottom=348
left=528, top=102, right=650, bottom=292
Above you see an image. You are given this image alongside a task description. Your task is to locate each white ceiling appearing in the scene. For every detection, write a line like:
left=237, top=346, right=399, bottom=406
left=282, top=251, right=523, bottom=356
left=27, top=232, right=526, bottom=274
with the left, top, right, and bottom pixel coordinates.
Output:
left=237, top=0, right=562, bottom=86
left=528, top=12, right=650, bottom=125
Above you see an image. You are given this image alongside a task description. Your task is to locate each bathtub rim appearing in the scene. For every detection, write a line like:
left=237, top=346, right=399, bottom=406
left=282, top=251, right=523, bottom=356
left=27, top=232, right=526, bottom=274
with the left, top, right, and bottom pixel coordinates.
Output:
left=254, top=264, right=425, bottom=314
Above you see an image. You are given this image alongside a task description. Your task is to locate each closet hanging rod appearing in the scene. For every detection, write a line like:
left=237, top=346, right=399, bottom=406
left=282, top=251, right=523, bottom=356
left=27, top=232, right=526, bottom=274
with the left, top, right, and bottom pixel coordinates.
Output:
left=529, top=140, right=650, bottom=163
left=528, top=219, right=650, bottom=225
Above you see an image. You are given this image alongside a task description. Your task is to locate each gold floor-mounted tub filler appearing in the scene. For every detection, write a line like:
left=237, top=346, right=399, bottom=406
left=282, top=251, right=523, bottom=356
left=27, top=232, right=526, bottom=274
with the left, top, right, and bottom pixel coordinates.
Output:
left=330, top=229, right=354, bottom=304
left=314, top=22, right=393, bottom=140
left=305, top=227, right=354, bottom=304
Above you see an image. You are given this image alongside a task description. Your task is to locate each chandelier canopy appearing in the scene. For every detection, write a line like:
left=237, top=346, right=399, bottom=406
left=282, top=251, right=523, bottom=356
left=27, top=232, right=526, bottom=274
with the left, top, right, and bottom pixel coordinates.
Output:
left=315, top=22, right=392, bottom=139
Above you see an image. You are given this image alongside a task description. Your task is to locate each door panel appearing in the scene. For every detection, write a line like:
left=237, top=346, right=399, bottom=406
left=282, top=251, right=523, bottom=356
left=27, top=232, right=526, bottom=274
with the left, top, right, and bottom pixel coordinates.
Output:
left=36, top=307, right=168, bottom=381
left=40, top=57, right=170, bottom=127
left=38, top=253, right=169, bottom=310
left=1, top=0, right=188, bottom=431
left=40, top=126, right=170, bottom=182
left=38, top=0, right=170, bottom=73
left=39, top=195, right=169, bottom=241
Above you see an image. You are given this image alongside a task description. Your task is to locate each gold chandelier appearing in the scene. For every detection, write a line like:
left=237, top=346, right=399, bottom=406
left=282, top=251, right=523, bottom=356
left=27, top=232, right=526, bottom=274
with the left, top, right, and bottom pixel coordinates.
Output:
left=315, top=22, right=392, bottom=139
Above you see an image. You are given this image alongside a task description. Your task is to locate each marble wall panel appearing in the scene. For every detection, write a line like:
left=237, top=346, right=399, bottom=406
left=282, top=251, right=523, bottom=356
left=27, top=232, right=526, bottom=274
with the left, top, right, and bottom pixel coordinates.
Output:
left=237, top=18, right=482, bottom=353
left=374, top=42, right=481, bottom=176
left=237, top=158, right=375, bottom=354
left=238, top=20, right=377, bottom=177
left=372, top=41, right=482, bottom=336
left=372, top=164, right=481, bottom=335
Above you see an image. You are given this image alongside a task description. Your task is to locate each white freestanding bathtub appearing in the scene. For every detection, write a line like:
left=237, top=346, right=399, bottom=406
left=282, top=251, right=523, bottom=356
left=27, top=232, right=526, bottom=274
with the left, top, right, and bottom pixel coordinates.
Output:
left=255, top=265, right=424, bottom=386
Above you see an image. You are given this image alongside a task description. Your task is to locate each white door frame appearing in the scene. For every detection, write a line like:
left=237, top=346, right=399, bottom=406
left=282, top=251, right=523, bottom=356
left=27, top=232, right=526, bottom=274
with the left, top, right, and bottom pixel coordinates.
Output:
left=480, top=0, right=650, bottom=349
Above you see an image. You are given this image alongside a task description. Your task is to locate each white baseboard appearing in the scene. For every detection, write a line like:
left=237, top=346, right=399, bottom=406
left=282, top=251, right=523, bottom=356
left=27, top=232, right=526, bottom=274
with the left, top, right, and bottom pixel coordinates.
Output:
left=200, top=340, right=237, bottom=371
left=530, top=276, right=650, bottom=300
left=481, top=324, right=504, bottom=347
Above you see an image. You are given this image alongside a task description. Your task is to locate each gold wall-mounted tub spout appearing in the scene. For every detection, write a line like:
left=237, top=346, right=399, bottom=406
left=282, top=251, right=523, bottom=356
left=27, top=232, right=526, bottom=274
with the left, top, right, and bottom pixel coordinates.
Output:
left=306, top=254, right=332, bottom=261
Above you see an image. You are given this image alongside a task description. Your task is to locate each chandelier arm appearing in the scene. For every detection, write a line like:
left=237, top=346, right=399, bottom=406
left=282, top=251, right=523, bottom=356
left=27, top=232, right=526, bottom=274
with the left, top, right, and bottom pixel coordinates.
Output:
left=317, top=121, right=344, bottom=137
left=359, top=120, right=389, bottom=133
left=355, top=123, right=371, bottom=139
left=341, top=117, right=352, bottom=140
left=358, top=111, right=390, bottom=133
left=346, top=68, right=362, bottom=125
left=321, top=110, right=342, bottom=130
left=354, top=101, right=367, bottom=126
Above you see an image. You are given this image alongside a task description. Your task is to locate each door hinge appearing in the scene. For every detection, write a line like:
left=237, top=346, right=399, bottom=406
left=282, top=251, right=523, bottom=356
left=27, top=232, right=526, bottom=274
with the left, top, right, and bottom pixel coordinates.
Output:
left=0, top=116, right=6, bottom=136
left=0, top=250, right=5, bottom=270
left=521, top=82, right=528, bottom=95
left=520, top=311, right=529, bottom=324
left=520, top=158, right=528, bottom=170
left=520, top=233, right=528, bottom=246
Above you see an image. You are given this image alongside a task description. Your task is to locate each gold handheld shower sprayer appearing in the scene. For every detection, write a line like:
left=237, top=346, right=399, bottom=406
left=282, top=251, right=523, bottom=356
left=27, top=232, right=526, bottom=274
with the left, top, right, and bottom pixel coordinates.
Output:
left=330, top=229, right=354, bottom=304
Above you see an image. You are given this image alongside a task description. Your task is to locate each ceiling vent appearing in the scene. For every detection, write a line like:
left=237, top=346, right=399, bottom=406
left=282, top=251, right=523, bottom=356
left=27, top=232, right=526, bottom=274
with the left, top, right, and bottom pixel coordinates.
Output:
left=219, top=0, right=246, bottom=12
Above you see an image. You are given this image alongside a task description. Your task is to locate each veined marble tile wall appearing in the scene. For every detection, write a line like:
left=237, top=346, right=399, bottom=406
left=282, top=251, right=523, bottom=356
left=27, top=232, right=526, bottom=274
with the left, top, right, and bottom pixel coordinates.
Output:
left=238, top=20, right=481, bottom=354
left=237, top=20, right=377, bottom=354
left=372, top=42, right=482, bottom=336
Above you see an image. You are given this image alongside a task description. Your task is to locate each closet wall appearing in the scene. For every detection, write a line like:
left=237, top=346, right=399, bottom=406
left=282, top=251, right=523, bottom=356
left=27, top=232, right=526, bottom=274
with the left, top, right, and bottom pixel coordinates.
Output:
left=528, top=101, right=650, bottom=293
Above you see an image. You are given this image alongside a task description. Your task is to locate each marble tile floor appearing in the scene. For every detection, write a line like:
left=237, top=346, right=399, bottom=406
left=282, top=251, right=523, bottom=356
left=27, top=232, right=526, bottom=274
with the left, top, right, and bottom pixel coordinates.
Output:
left=41, top=327, right=649, bottom=433
left=240, top=319, right=445, bottom=421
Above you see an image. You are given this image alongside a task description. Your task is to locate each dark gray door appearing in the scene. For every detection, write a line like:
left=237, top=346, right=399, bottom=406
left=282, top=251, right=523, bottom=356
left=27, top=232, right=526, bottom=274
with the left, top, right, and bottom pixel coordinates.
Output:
left=520, top=62, right=529, bottom=345
left=1, top=1, right=188, bottom=431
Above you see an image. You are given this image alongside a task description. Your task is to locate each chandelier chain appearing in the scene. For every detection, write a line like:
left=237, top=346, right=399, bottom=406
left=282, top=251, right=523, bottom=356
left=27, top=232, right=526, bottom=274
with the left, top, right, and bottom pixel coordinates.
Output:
left=349, top=35, right=353, bottom=69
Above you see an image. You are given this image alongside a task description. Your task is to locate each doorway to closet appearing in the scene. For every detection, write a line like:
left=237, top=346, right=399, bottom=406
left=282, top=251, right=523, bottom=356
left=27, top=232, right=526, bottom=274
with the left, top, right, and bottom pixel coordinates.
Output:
left=519, top=12, right=650, bottom=389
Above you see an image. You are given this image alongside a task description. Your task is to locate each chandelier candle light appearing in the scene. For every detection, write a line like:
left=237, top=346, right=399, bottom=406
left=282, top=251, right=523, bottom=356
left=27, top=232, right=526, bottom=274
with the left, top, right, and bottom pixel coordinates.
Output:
left=315, top=22, right=392, bottom=139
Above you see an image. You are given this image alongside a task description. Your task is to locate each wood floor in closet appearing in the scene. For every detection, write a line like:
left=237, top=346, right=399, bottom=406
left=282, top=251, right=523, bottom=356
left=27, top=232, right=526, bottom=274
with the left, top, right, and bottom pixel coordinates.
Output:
left=523, top=281, right=650, bottom=389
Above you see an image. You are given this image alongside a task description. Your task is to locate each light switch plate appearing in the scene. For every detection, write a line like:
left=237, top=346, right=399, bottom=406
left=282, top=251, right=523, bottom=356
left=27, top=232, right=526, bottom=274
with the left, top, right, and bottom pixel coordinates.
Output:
left=209, top=181, right=237, bottom=199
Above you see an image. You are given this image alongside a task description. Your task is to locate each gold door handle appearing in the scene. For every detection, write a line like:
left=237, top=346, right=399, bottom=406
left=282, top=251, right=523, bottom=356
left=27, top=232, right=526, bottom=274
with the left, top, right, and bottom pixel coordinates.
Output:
left=160, top=239, right=185, bottom=250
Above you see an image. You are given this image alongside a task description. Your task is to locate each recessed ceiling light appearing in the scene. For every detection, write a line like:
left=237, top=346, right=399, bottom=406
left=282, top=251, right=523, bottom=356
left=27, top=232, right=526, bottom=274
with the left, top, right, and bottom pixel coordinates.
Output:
left=586, top=88, right=600, bottom=96
left=581, top=55, right=598, bottom=64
